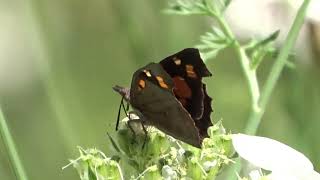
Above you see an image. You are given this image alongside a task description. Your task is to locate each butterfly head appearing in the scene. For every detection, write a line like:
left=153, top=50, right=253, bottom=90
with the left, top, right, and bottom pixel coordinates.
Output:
left=113, top=85, right=130, bottom=102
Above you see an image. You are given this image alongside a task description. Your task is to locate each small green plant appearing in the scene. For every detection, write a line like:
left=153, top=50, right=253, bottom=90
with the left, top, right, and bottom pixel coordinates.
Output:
left=65, top=120, right=233, bottom=179
left=65, top=0, right=311, bottom=179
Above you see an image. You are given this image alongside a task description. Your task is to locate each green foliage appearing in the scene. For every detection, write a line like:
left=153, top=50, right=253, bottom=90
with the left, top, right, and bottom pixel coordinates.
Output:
left=65, top=147, right=123, bottom=180
left=245, top=30, right=280, bottom=70
left=165, top=0, right=236, bottom=61
left=165, top=0, right=231, bottom=17
left=196, top=26, right=233, bottom=60
left=166, top=0, right=281, bottom=66
left=67, top=121, right=233, bottom=179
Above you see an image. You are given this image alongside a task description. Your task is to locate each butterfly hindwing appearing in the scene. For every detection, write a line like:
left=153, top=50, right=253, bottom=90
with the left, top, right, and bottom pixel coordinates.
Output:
left=129, top=63, right=201, bottom=147
left=160, top=48, right=213, bottom=138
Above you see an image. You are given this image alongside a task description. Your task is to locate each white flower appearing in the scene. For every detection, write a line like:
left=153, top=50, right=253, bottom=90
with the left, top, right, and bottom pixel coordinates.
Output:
left=232, top=134, right=320, bottom=180
left=162, top=165, right=177, bottom=179
left=203, top=160, right=217, bottom=172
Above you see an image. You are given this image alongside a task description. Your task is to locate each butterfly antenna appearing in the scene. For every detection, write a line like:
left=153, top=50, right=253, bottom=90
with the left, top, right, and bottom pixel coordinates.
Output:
left=116, top=96, right=124, bottom=131
left=121, top=100, right=128, bottom=117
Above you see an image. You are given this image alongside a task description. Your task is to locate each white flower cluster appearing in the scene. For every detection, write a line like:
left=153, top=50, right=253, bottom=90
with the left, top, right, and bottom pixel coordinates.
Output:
left=232, top=134, right=320, bottom=180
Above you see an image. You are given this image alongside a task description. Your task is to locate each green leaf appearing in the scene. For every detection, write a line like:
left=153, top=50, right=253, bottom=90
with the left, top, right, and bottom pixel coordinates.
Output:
left=215, top=0, right=233, bottom=14
left=66, top=147, right=123, bottom=180
left=248, top=30, right=280, bottom=69
left=164, top=0, right=232, bottom=17
left=245, top=30, right=279, bottom=51
left=197, top=26, right=232, bottom=61
left=164, top=0, right=211, bottom=16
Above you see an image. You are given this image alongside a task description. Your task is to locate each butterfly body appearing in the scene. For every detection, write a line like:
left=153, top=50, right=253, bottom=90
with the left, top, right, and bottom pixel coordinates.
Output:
left=113, top=48, right=213, bottom=148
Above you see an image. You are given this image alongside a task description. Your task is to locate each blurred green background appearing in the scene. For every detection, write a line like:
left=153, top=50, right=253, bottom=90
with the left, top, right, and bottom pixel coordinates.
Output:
left=0, top=0, right=319, bottom=179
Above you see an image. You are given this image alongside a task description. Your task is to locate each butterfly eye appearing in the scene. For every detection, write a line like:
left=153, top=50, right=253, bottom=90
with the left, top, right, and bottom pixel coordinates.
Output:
left=155, top=76, right=169, bottom=89
left=142, top=69, right=152, bottom=77
left=185, top=64, right=197, bottom=78
left=173, top=57, right=181, bottom=65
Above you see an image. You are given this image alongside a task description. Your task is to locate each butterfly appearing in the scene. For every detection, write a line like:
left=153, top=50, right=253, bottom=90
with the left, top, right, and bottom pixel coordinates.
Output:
left=113, top=48, right=213, bottom=148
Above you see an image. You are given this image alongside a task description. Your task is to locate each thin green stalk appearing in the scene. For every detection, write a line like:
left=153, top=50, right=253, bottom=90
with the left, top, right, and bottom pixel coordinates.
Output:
left=216, top=14, right=261, bottom=113
left=234, top=45, right=260, bottom=110
left=0, top=107, right=28, bottom=180
left=245, top=0, right=311, bottom=135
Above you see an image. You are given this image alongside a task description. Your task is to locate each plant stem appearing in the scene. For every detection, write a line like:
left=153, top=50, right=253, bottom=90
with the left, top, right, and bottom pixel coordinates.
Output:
left=234, top=45, right=260, bottom=110
left=245, top=0, right=311, bottom=135
left=216, top=15, right=261, bottom=116
left=0, top=107, right=28, bottom=180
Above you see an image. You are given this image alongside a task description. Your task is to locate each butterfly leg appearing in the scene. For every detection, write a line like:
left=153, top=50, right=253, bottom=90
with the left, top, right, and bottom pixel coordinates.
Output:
left=126, top=111, right=138, bottom=139
left=116, top=96, right=130, bottom=131
left=132, top=111, right=148, bottom=149
left=127, top=111, right=148, bottom=148
left=125, top=101, right=130, bottom=111
left=141, top=121, right=148, bottom=149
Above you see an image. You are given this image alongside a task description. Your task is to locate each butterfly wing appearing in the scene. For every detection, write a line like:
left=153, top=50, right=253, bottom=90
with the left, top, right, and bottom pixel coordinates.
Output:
left=160, top=48, right=213, bottom=138
left=130, top=63, right=201, bottom=147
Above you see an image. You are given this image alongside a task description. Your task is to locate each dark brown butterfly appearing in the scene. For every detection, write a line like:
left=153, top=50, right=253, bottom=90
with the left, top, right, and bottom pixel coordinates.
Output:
left=113, top=48, right=213, bottom=148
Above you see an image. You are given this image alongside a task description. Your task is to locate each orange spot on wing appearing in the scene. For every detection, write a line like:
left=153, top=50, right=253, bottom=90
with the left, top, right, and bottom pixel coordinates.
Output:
left=138, top=79, right=145, bottom=90
left=186, top=64, right=197, bottom=78
left=156, top=76, right=169, bottom=89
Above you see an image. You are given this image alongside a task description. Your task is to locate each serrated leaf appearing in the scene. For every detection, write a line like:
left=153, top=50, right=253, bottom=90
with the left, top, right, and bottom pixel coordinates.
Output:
left=197, top=26, right=231, bottom=61
left=200, top=39, right=226, bottom=48
left=211, top=26, right=226, bottom=39
left=250, top=48, right=268, bottom=69
left=200, top=50, right=219, bottom=61
left=164, top=0, right=232, bottom=17
left=211, top=0, right=232, bottom=15
left=165, top=0, right=210, bottom=16
left=249, top=30, right=280, bottom=69
left=249, top=30, right=280, bottom=52
left=195, top=44, right=212, bottom=50
left=260, top=30, right=280, bottom=46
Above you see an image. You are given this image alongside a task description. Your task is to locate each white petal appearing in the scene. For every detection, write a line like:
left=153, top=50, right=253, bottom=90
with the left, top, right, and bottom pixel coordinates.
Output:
left=232, top=134, right=314, bottom=173
left=304, top=170, right=320, bottom=180
left=269, top=171, right=300, bottom=180
left=270, top=170, right=320, bottom=180
left=249, top=170, right=262, bottom=180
